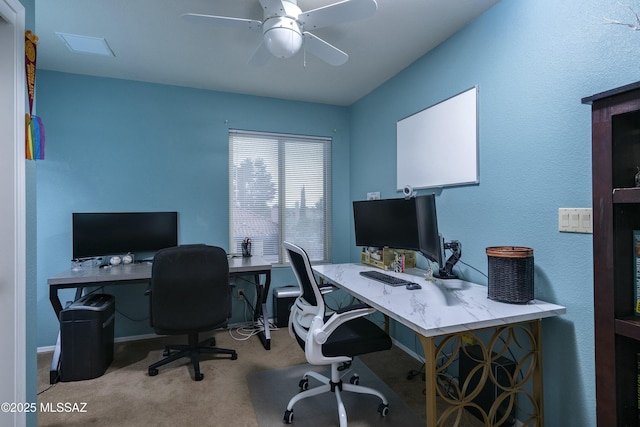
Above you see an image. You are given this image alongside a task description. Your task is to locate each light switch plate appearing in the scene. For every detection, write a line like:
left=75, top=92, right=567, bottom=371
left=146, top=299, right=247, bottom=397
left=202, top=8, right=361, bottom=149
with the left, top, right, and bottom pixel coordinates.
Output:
left=558, top=208, right=592, bottom=234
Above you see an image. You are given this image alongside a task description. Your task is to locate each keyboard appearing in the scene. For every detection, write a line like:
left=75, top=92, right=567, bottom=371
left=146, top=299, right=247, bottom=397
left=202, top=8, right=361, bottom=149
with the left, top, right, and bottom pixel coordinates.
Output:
left=359, top=270, right=410, bottom=287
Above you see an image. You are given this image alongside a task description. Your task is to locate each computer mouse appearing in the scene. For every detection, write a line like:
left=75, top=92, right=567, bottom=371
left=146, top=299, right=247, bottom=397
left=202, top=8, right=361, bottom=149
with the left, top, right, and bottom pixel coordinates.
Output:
left=406, top=283, right=422, bottom=290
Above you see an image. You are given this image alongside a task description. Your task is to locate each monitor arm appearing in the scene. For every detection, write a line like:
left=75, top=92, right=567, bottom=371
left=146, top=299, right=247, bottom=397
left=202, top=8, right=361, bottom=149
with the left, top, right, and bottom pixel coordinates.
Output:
left=438, top=240, right=461, bottom=279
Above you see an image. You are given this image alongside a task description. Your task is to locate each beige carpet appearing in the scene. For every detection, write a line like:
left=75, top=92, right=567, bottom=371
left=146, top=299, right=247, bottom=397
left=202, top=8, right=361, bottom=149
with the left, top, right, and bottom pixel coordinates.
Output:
left=36, top=327, right=483, bottom=426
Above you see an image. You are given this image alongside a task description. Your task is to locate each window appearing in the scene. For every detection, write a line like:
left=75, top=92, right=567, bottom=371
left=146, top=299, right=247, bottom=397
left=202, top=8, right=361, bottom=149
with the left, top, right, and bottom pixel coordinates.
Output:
left=229, top=130, right=332, bottom=264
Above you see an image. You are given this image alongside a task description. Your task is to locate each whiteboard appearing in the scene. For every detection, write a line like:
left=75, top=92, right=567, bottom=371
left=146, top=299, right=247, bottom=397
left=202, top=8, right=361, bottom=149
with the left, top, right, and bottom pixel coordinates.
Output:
left=396, top=86, right=478, bottom=191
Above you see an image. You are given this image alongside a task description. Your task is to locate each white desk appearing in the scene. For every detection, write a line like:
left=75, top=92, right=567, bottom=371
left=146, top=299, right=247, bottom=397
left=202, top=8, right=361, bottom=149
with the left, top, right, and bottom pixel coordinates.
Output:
left=313, top=263, right=566, bottom=427
left=48, top=256, right=272, bottom=383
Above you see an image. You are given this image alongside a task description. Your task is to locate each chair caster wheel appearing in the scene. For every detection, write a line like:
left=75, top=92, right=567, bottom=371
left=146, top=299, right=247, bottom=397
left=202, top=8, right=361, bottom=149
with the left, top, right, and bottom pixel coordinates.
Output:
left=283, top=409, right=294, bottom=424
left=349, top=374, right=360, bottom=385
left=231, top=353, right=238, bottom=360
left=162, top=349, right=171, bottom=357
left=298, top=378, right=309, bottom=391
left=378, top=403, right=389, bottom=417
left=148, top=368, right=158, bottom=376
left=195, top=373, right=204, bottom=381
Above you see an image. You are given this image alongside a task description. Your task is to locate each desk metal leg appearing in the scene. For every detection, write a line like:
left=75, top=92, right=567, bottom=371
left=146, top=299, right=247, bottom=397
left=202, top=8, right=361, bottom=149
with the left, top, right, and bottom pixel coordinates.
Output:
left=416, top=320, right=544, bottom=427
left=419, top=335, right=438, bottom=427
left=49, top=332, right=62, bottom=384
left=49, top=286, right=63, bottom=319
left=49, top=285, right=86, bottom=383
left=252, top=272, right=271, bottom=350
left=532, top=320, right=545, bottom=425
left=258, top=300, right=271, bottom=350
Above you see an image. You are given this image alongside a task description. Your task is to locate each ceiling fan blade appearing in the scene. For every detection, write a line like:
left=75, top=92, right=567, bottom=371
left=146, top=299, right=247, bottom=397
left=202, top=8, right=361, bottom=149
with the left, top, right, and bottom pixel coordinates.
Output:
left=248, top=42, right=272, bottom=66
left=181, top=13, right=262, bottom=30
left=258, top=0, right=287, bottom=17
left=300, top=0, right=377, bottom=30
left=303, top=32, right=348, bottom=66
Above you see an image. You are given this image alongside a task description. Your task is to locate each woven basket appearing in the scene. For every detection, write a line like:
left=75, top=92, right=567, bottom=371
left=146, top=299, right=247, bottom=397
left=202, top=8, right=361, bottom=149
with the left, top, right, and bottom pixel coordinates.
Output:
left=486, top=246, right=534, bottom=304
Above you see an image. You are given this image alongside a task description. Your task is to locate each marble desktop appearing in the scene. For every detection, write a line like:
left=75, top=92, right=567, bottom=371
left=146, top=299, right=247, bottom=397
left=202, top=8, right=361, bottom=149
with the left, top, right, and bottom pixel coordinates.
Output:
left=313, top=263, right=566, bottom=338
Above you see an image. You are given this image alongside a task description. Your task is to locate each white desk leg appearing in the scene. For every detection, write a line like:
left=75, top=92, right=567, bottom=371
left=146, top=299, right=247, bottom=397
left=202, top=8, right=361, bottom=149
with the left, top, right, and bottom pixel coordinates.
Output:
left=49, top=331, right=61, bottom=384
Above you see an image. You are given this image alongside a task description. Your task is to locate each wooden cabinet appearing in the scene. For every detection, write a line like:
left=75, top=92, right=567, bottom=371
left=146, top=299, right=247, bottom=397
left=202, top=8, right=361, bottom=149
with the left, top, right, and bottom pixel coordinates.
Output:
left=584, top=81, right=640, bottom=426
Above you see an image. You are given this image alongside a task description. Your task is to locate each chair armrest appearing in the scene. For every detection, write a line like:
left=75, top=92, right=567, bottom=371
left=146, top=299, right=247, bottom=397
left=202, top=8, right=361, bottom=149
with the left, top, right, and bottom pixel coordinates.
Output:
left=319, top=284, right=337, bottom=294
left=335, top=303, right=368, bottom=314
left=312, top=304, right=375, bottom=345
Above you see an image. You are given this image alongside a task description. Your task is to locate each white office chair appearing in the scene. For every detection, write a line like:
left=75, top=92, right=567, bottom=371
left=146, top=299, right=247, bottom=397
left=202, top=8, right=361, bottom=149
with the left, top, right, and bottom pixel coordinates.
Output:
left=282, top=241, right=392, bottom=427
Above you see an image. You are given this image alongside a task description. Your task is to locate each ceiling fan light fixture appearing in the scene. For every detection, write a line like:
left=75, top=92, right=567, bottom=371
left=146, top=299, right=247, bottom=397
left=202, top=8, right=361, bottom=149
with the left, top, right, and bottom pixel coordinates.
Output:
left=183, top=0, right=379, bottom=65
left=263, top=17, right=303, bottom=59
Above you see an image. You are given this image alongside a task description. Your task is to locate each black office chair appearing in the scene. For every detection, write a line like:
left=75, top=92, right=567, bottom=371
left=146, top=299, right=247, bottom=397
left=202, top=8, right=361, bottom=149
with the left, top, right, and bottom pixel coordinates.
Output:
left=282, top=241, right=392, bottom=426
left=147, top=244, right=237, bottom=381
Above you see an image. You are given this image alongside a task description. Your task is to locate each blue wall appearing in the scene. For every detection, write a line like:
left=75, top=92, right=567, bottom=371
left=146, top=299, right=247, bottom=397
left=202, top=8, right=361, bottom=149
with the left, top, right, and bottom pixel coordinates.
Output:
left=348, top=0, right=639, bottom=425
left=35, top=72, right=351, bottom=345
left=32, top=0, right=640, bottom=425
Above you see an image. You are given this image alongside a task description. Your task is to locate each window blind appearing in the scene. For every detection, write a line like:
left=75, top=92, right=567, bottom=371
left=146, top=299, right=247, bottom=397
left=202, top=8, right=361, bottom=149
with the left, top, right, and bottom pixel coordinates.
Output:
left=229, top=130, right=332, bottom=264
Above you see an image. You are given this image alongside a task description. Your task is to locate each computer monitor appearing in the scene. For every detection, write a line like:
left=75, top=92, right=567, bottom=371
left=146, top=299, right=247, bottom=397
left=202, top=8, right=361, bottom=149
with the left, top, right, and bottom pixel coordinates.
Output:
left=415, top=194, right=442, bottom=264
left=415, top=194, right=459, bottom=279
left=72, top=212, right=178, bottom=259
left=353, top=195, right=461, bottom=279
left=353, top=198, right=420, bottom=251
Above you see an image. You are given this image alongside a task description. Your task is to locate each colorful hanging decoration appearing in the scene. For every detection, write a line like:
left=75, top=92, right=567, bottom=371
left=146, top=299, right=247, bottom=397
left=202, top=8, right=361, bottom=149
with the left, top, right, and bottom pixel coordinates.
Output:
left=25, top=114, right=45, bottom=160
left=25, top=30, right=44, bottom=160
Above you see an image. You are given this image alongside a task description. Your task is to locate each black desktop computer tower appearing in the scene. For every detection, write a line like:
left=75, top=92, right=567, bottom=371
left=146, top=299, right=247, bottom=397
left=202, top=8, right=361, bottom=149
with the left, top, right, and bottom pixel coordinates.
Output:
left=458, top=344, right=517, bottom=426
left=59, top=293, right=115, bottom=382
left=273, top=286, right=300, bottom=327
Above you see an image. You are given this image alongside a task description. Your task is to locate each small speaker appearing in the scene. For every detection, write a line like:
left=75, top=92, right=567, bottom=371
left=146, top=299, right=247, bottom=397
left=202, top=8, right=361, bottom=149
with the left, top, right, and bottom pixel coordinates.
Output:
left=458, top=344, right=517, bottom=426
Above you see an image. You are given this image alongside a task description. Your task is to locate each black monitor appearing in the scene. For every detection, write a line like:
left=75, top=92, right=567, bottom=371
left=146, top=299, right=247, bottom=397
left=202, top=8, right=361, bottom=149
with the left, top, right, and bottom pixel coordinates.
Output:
left=72, top=212, right=178, bottom=259
left=353, top=198, right=420, bottom=251
left=353, top=195, right=460, bottom=279
left=415, top=194, right=442, bottom=265
left=414, top=194, right=460, bottom=279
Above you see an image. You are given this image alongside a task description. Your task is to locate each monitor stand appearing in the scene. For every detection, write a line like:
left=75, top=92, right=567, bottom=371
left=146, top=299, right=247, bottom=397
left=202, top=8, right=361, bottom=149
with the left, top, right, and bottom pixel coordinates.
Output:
left=435, top=240, right=461, bottom=279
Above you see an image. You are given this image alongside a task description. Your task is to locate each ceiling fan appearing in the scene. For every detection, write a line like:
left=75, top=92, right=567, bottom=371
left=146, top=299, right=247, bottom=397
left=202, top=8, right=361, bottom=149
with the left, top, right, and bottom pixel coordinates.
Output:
left=182, top=0, right=378, bottom=66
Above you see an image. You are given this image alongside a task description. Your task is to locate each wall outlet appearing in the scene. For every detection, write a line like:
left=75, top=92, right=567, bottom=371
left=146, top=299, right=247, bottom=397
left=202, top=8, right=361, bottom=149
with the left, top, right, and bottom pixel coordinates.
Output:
left=236, top=289, right=245, bottom=300
left=367, top=192, right=380, bottom=200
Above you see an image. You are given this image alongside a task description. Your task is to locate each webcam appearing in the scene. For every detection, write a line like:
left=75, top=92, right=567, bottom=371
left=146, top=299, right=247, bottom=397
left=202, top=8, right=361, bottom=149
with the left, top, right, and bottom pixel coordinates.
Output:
left=403, top=185, right=414, bottom=199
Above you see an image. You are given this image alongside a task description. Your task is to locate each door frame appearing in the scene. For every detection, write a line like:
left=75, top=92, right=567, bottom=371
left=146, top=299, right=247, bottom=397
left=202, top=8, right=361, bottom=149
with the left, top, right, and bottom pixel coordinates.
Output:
left=0, top=0, right=27, bottom=425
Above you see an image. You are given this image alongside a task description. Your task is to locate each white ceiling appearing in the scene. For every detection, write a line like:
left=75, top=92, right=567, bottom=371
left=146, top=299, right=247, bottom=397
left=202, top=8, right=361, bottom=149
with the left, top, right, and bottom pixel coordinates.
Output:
left=35, top=0, right=499, bottom=106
